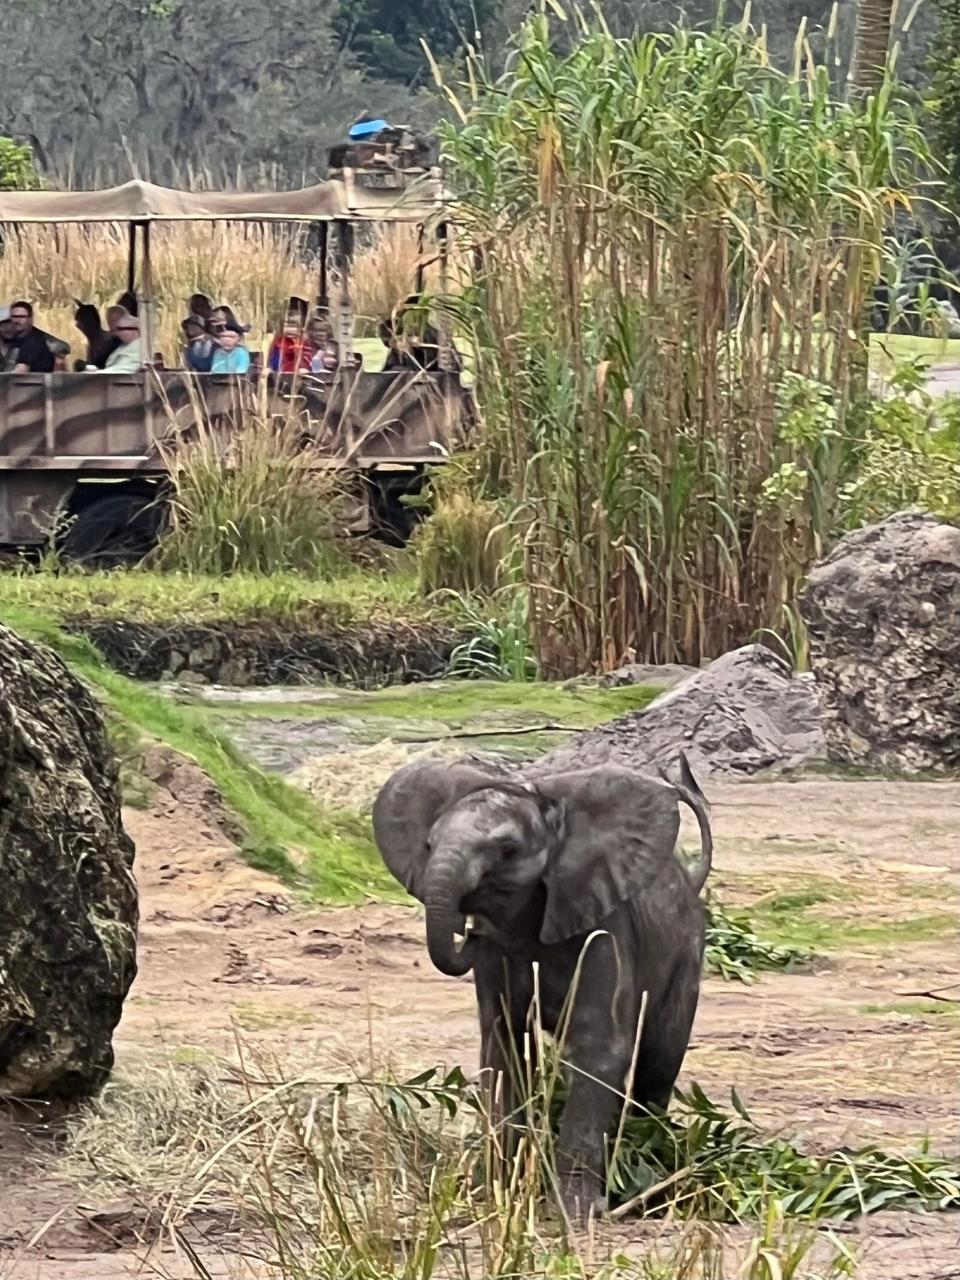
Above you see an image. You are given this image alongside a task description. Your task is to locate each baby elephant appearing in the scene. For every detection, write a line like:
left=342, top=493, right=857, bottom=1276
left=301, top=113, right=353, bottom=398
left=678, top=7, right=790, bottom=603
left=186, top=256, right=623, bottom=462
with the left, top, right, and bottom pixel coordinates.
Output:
left=372, top=754, right=713, bottom=1220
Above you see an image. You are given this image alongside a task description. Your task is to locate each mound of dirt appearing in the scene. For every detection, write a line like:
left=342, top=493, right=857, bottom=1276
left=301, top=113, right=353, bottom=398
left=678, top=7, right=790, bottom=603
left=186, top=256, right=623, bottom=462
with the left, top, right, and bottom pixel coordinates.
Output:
left=133, top=745, right=290, bottom=919
left=0, top=624, right=137, bottom=1099
left=528, top=644, right=824, bottom=779
left=801, top=512, right=960, bottom=772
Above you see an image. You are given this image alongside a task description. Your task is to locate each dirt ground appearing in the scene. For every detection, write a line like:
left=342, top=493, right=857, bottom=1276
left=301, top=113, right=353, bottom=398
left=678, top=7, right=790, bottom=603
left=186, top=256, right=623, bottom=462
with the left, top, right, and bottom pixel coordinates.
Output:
left=1, top=764, right=958, bottom=1280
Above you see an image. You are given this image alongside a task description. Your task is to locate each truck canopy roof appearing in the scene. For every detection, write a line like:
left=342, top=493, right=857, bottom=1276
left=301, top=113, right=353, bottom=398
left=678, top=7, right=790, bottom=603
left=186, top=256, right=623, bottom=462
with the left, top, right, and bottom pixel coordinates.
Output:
left=0, top=175, right=446, bottom=225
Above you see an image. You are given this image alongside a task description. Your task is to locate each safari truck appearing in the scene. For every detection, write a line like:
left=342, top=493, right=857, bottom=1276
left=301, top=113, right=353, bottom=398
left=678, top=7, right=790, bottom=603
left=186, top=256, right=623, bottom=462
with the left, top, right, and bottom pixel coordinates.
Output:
left=0, top=131, right=472, bottom=561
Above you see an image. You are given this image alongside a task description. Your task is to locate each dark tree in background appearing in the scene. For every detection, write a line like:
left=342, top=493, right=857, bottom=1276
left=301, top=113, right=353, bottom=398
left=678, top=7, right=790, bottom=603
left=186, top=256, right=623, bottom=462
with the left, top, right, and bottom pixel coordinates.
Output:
left=849, top=0, right=895, bottom=98
left=334, top=0, right=500, bottom=84
left=931, top=0, right=960, bottom=213
left=0, top=0, right=945, bottom=186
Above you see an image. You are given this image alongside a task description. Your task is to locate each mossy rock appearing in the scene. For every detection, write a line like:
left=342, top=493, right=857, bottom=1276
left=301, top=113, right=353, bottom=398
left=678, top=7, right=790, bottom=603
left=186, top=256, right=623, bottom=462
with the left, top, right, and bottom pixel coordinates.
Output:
left=0, top=624, right=137, bottom=1098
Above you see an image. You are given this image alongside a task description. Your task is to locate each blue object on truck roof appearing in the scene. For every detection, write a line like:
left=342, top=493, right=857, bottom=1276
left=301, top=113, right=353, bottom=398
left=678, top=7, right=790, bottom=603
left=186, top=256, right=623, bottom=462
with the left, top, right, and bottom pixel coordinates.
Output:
left=349, top=119, right=389, bottom=139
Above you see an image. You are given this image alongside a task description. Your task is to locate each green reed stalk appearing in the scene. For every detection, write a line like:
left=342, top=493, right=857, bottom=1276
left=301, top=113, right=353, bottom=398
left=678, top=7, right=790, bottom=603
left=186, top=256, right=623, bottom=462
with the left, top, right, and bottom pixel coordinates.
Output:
left=439, top=9, right=930, bottom=674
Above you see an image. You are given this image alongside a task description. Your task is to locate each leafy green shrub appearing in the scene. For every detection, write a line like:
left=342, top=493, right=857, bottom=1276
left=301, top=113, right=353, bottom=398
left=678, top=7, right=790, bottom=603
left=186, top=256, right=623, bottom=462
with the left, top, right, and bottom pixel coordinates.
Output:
left=326, top=1068, right=960, bottom=1224
left=444, top=588, right=539, bottom=680
left=0, top=136, right=40, bottom=190
left=606, top=1084, right=960, bottom=1220
left=839, top=361, right=960, bottom=526
left=704, top=899, right=813, bottom=983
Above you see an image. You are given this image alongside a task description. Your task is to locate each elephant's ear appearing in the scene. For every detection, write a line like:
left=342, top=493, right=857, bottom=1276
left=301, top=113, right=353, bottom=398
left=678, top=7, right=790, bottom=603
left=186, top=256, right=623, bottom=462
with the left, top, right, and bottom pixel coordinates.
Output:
left=536, top=766, right=682, bottom=945
left=371, top=756, right=508, bottom=903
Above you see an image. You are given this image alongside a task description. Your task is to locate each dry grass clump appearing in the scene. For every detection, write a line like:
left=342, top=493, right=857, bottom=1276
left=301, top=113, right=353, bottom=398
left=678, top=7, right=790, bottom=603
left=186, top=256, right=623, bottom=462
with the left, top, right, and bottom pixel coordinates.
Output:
left=0, top=220, right=424, bottom=363
left=155, top=393, right=346, bottom=577
left=413, top=491, right=506, bottom=597
left=289, top=741, right=455, bottom=814
left=55, top=1051, right=957, bottom=1279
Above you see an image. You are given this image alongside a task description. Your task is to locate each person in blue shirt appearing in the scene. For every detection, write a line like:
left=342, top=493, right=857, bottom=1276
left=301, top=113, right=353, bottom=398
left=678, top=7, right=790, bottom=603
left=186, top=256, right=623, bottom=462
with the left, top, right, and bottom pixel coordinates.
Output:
left=182, top=314, right=216, bottom=372
left=211, top=322, right=251, bottom=374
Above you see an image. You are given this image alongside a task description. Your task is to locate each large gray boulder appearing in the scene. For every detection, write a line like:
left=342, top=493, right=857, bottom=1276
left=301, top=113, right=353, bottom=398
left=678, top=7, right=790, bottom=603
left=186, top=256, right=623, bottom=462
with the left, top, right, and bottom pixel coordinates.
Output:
left=0, top=625, right=137, bottom=1098
left=528, top=644, right=824, bottom=779
left=800, top=512, right=960, bottom=772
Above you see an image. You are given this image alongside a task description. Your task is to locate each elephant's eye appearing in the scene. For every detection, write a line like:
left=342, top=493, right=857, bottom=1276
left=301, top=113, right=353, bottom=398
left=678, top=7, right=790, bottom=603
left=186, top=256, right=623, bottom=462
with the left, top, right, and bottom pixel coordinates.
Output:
left=500, top=841, right=521, bottom=860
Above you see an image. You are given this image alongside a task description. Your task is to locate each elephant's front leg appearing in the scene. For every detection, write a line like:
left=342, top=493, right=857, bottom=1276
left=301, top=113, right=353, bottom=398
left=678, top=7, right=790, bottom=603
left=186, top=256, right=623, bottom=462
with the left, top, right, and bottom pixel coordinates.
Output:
left=553, top=971, right=636, bottom=1224
left=473, top=946, right=535, bottom=1172
left=553, top=1061, right=628, bottom=1224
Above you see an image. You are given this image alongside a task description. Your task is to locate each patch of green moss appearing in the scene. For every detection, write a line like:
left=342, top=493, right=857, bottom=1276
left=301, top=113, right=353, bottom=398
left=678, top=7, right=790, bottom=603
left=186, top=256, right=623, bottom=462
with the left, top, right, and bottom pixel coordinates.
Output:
left=200, top=679, right=660, bottom=728
left=232, top=1000, right=317, bottom=1031
left=857, top=999, right=960, bottom=1019
left=751, top=909, right=956, bottom=952
left=762, top=884, right=852, bottom=913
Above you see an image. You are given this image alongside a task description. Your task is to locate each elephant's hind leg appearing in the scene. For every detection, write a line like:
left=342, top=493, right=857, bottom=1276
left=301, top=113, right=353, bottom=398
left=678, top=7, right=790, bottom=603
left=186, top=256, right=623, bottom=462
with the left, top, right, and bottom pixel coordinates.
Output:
left=630, top=960, right=701, bottom=1112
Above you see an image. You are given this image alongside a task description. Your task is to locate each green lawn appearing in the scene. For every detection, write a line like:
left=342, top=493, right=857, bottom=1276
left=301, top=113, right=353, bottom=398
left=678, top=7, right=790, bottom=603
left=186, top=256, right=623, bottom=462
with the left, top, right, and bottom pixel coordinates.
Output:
left=870, top=332, right=960, bottom=370
left=199, top=677, right=658, bottom=726
left=0, top=564, right=425, bottom=626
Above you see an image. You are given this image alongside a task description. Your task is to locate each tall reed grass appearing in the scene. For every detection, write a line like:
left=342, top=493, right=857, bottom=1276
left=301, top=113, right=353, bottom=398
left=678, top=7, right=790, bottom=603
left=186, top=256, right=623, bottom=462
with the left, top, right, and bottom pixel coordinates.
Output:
left=154, top=386, right=346, bottom=576
left=0, top=220, right=424, bottom=362
left=440, top=9, right=933, bottom=674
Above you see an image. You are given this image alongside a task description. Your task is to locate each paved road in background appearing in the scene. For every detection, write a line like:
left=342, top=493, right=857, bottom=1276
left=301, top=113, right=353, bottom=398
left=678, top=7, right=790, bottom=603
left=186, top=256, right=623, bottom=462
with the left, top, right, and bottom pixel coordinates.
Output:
left=926, top=361, right=960, bottom=396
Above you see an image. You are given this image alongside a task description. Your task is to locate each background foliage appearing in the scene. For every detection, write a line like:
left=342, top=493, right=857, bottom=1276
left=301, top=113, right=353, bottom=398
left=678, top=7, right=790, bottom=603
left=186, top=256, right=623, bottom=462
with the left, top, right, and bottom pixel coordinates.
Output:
left=441, top=12, right=930, bottom=674
left=0, top=0, right=941, bottom=188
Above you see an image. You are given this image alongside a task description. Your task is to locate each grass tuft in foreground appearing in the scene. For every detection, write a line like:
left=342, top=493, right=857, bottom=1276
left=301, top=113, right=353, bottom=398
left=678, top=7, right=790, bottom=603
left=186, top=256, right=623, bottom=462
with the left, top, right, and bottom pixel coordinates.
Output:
left=59, top=1055, right=958, bottom=1279
left=154, top=394, right=348, bottom=577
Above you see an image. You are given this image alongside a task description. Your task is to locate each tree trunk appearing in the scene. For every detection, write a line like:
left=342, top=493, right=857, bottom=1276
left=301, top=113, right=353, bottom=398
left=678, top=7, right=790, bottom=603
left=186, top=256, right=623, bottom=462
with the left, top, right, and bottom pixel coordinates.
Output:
left=849, top=0, right=896, bottom=99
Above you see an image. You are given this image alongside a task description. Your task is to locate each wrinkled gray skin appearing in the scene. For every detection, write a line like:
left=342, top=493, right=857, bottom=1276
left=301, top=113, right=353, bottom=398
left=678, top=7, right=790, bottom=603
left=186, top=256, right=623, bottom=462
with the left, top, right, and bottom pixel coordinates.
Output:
left=371, top=754, right=712, bottom=1222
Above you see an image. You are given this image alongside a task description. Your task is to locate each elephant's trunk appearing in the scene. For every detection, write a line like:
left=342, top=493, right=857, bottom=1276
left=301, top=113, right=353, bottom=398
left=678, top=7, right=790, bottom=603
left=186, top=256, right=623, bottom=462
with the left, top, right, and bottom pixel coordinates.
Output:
left=423, top=857, right=479, bottom=977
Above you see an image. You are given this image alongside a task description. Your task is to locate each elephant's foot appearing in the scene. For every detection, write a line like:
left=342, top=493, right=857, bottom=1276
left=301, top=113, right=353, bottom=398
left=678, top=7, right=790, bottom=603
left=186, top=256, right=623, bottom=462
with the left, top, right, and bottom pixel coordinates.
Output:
left=557, top=1168, right=604, bottom=1229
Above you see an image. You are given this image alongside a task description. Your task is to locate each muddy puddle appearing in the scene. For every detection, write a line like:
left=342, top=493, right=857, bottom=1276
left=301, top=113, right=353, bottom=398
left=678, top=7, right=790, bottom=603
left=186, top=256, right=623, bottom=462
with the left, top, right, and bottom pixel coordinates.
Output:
left=165, top=678, right=662, bottom=773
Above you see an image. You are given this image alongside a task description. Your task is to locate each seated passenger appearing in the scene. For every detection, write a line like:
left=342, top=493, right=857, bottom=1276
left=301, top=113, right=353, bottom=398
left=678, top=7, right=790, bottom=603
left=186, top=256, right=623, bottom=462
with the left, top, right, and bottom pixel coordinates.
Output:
left=182, top=314, right=215, bottom=372
left=209, top=304, right=249, bottom=335
left=8, top=300, right=55, bottom=373
left=103, top=316, right=143, bottom=372
left=74, top=301, right=119, bottom=370
left=188, top=293, right=212, bottom=323
left=267, top=316, right=310, bottom=373
left=379, top=297, right=460, bottom=374
left=105, top=304, right=130, bottom=336
left=306, top=316, right=338, bottom=379
left=115, top=289, right=139, bottom=317
left=286, top=295, right=309, bottom=325
left=211, top=322, right=251, bottom=374
left=0, top=306, right=18, bottom=371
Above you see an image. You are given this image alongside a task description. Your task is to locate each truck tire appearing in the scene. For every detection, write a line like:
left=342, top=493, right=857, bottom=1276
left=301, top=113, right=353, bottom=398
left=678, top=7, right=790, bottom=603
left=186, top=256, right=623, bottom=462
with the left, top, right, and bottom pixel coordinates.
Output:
left=61, top=491, right=168, bottom=566
left=368, top=470, right=423, bottom=547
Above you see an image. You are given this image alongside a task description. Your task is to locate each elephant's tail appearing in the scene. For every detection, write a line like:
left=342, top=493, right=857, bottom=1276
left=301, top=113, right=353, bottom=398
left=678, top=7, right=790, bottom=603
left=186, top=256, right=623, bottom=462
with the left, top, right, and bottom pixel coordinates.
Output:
left=666, top=752, right=713, bottom=894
